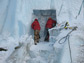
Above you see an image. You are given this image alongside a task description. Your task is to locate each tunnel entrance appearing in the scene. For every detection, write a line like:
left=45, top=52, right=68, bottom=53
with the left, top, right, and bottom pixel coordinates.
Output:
left=32, top=9, right=57, bottom=42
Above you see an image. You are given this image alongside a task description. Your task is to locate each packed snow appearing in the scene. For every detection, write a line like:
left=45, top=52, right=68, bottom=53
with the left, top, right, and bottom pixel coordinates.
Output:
left=0, top=0, right=84, bottom=63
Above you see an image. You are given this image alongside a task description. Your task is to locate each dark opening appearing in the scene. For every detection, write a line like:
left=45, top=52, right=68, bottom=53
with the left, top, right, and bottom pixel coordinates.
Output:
left=31, top=9, right=57, bottom=42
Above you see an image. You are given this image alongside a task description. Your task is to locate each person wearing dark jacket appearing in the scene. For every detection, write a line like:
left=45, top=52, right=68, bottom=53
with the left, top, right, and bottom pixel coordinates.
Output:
left=44, top=17, right=57, bottom=41
left=31, top=19, right=41, bottom=45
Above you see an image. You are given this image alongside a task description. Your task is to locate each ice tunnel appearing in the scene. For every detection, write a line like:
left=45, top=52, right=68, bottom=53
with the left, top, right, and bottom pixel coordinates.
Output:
left=30, top=9, right=57, bottom=42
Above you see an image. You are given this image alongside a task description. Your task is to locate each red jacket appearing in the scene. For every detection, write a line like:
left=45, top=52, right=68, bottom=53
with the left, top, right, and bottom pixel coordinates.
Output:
left=31, top=19, right=41, bottom=30
left=46, top=18, right=56, bottom=29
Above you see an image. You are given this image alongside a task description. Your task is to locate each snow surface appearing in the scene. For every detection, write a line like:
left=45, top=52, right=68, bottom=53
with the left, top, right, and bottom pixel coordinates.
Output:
left=0, top=0, right=84, bottom=63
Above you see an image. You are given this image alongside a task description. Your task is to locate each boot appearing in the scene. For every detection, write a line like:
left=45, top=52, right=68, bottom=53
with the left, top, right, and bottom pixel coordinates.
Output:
left=35, top=43, right=37, bottom=45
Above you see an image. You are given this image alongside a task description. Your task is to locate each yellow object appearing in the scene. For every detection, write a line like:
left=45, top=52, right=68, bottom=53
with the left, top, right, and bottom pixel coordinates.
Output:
left=64, top=27, right=67, bottom=29
left=64, top=27, right=73, bottom=29
left=69, top=27, right=72, bottom=29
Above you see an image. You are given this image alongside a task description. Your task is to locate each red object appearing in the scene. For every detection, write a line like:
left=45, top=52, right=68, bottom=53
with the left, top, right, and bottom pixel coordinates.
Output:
left=45, top=18, right=56, bottom=29
left=31, top=19, right=41, bottom=30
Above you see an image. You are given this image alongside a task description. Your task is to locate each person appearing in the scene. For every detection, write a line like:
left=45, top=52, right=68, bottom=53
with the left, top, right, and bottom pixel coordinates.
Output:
left=31, top=19, right=41, bottom=45
left=44, top=17, right=57, bottom=41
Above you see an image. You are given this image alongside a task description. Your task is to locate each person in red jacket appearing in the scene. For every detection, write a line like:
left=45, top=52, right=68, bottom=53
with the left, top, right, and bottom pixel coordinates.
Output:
left=44, top=17, right=57, bottom=41
left=31, top=19, right=41, bottom=45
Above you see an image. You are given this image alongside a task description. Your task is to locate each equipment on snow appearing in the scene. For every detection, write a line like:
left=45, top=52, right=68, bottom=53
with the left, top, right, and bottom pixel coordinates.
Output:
left=0, top=48, right=7, bottom=51
left=64, top=22, right=69, bottom=29
left=15, top=42, right=23, bottom=49
left=58, top=26, right=78, bottom=63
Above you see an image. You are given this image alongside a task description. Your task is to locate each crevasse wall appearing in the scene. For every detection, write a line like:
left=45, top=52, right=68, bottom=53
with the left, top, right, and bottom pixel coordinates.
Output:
left=0, top=0, right=83, bottom=38
left=0, top=0, right=84, bottom=63
left=15, top=0, right=51, bottom=38
left=0, top=0, right=51, bottom=38
left=0, top=0, right=17, bottom=37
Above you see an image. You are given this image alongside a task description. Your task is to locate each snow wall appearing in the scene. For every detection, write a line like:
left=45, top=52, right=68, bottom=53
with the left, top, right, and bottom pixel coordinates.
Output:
left=0, top=0, right=84, bottom=63
left=0, top=0, right=84, bottom=38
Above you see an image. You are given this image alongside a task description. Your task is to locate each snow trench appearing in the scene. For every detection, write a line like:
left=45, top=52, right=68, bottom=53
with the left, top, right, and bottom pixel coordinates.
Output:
left=4, top=25, right=84, bottom=63
left=0, top=0, right=84, bottom=63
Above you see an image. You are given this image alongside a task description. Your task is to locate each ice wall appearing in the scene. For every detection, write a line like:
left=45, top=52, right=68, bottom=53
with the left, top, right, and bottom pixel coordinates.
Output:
left=0, top=0, right=83, bottom=38
left=0, top=0, right=51, bottom=38
left=15, top=0, right=51, bottom=38
left=0, top=0, right=17, bottom=37
left=54, top=0, right=84, bottom=24
left=0, top=0, right=84, bottom=63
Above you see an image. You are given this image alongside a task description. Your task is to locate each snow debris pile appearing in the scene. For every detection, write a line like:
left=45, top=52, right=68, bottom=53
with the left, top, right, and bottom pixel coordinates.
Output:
left=0, top=24, right=84, bottom=63
left=6, top=35, right=34, bottom=63
left=0, top=34, right=34, bottom=63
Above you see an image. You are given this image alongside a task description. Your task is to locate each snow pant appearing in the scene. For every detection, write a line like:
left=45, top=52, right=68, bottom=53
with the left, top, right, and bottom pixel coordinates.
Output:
left=44, top=28, right=49, bottom=41
left=34, top=30, right=40, bottom=44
